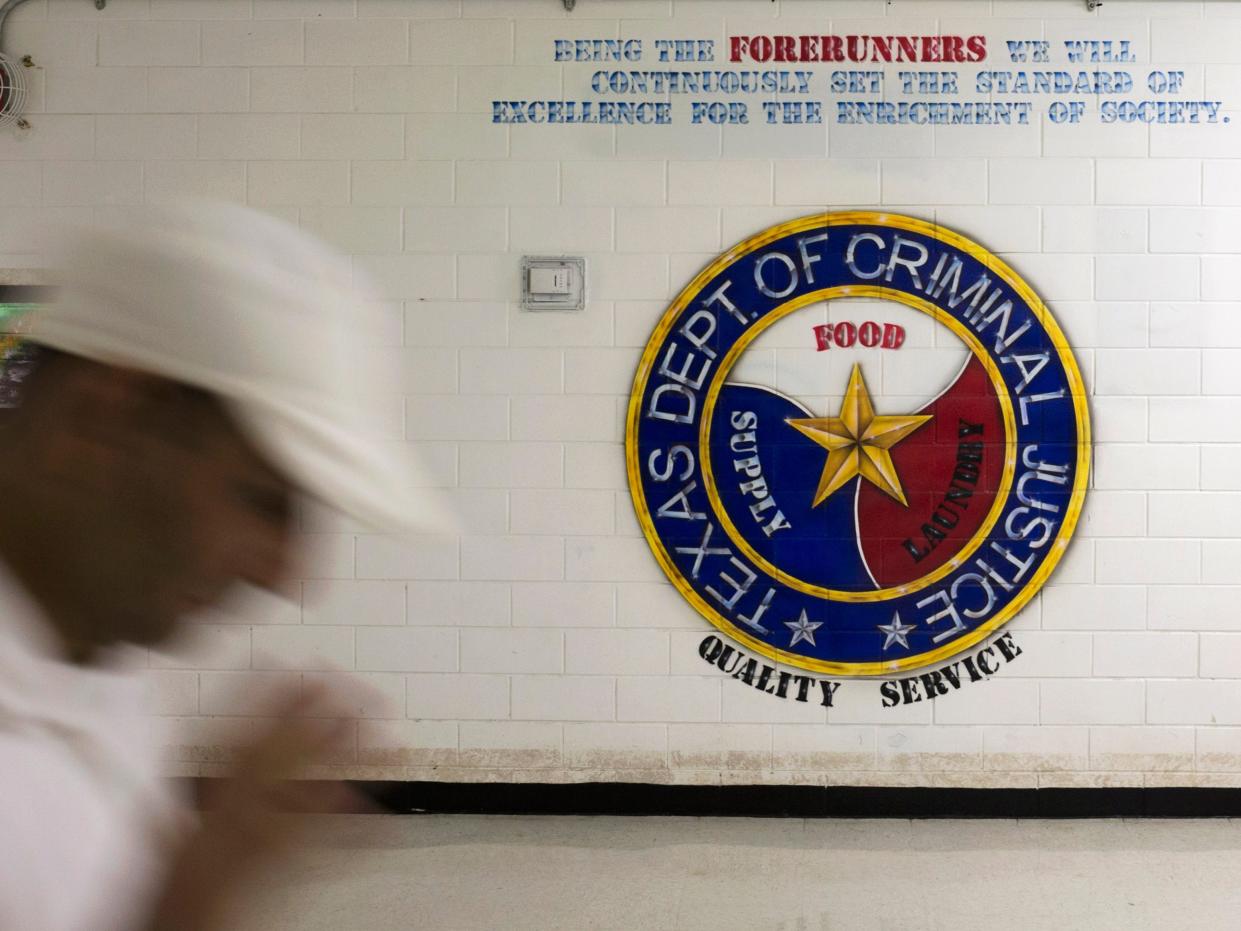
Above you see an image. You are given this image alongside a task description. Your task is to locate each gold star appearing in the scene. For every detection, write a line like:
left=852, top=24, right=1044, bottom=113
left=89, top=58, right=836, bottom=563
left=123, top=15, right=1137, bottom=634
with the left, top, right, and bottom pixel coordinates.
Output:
left=786, top=363, right=932, bottom=508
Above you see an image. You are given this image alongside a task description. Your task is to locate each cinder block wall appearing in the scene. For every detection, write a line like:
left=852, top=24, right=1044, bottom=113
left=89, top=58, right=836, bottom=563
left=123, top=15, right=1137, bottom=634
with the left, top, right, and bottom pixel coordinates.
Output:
left=5, top=0, right=1241, bottom=787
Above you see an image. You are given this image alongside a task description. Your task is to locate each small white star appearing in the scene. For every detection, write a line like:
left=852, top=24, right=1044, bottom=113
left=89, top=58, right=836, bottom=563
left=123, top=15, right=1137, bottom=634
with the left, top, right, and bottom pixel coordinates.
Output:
left=784, top=610, right=823, bottom=648
left=878, top=612, right=916, bottom=651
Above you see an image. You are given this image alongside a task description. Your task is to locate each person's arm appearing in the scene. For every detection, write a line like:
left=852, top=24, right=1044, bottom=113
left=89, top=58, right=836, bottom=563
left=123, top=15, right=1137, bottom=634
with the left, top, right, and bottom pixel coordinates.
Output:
left=144, top=689, right=359, bottom=931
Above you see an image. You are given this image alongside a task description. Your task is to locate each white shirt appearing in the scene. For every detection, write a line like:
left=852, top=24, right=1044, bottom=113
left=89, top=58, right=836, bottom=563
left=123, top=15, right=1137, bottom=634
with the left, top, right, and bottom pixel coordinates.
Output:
left=0, top=563, right=186, bottom=931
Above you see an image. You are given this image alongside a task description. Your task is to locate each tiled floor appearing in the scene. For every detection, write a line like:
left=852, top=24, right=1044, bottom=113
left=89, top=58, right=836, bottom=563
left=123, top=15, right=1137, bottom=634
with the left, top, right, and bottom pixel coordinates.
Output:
left=234, top=815, right=1241, bottom=930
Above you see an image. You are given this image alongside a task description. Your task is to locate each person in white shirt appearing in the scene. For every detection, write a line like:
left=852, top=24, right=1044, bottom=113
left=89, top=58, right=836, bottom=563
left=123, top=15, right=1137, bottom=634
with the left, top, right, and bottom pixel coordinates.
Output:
left=0, top=203, right=446, bottom=931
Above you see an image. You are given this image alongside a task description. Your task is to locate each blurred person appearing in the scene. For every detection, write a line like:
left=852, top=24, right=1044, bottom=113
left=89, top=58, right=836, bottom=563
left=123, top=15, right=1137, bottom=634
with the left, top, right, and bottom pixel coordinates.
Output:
left=0, top=203, right=447, bottom=930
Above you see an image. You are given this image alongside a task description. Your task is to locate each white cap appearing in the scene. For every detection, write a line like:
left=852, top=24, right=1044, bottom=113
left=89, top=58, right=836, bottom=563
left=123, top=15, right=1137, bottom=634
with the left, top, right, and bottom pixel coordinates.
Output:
left=29, top=201, right=454, bottom=535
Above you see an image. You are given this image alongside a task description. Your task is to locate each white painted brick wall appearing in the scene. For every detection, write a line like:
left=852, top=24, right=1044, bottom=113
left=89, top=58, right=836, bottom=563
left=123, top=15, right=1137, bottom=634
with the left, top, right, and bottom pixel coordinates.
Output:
left=12, top=0, right=1241, bottom=785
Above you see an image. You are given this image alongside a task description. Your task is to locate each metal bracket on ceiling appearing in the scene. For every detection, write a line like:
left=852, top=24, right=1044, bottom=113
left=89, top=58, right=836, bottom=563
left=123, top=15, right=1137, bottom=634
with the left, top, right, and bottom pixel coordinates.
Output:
left=1086, top=0, right=1102, bottom=10
left=563, top=0, right=575, bottom=10
left=96, top=0, right=106, bottom=9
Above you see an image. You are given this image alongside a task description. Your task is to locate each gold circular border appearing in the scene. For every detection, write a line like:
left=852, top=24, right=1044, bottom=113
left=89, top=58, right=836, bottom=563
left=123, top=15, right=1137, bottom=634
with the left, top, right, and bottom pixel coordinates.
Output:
left=625, top=212, right=1091, bottom=677
left=698, top=284, right=1017, bottom=602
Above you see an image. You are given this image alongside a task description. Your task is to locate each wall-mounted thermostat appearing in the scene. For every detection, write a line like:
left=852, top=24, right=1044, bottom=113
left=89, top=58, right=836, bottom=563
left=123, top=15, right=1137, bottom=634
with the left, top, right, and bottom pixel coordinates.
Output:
left=521, top=255, right=585, bottom=312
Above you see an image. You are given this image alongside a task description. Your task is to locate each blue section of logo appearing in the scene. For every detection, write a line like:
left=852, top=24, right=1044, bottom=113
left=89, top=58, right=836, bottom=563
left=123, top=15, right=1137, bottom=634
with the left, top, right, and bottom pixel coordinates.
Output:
left=628, top=215, right=1089, bottom=674
left=709, top=384, right=876, bottom=592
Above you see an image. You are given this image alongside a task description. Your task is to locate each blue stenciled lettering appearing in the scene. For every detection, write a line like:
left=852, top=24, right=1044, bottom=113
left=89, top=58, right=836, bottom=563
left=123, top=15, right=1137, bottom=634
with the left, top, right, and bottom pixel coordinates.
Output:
left=553, top=38, right=642, bottom=62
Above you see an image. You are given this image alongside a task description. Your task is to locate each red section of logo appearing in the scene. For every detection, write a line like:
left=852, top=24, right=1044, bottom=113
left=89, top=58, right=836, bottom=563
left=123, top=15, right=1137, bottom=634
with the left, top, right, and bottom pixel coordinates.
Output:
left=856, top=356, right=1005, bottom=587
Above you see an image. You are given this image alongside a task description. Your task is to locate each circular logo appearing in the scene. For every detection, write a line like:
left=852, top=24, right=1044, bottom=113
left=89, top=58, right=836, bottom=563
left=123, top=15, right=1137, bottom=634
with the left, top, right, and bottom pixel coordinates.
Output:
left=626, top=213, right=1090, bottom=676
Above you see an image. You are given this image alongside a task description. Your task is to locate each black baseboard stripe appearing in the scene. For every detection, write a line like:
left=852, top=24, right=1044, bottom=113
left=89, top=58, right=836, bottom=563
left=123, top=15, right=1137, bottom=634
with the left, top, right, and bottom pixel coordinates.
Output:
left=0, top=285, right=51, bottom=302
left=349, top=782, right=1241, bottom=819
